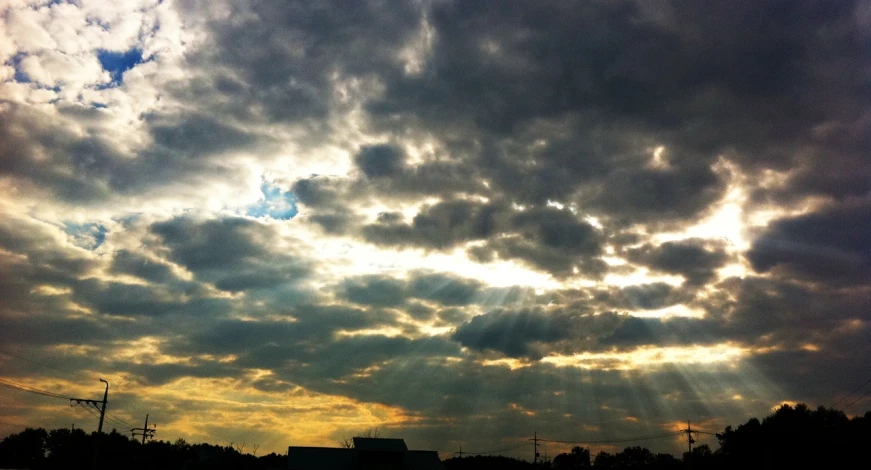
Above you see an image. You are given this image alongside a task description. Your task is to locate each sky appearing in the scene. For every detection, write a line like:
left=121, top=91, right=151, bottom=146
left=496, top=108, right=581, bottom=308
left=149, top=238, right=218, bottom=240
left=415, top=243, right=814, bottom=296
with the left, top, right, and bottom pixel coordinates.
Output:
left=1, top=0, right=870, bottom=460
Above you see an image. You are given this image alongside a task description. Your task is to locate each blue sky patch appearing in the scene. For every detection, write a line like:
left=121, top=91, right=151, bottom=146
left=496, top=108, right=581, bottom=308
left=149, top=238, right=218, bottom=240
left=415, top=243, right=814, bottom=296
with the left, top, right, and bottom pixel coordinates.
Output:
left=8, top=53, right=30, bottom=83
left=97, top=48, right=143, bottom=84
left=64, top=223, right=108, bottom=250
left=246, top=182, right=299, bottom=220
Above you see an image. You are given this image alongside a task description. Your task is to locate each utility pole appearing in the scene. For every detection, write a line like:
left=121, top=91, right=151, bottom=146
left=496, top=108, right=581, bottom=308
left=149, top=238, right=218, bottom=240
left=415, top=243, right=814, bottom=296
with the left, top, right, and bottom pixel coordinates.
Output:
left=69, top=379, right=109, bottom=433
left=454, top=445, right=464, bottom=458
left=98, top=379, right=108, bottom=433
left=683, top=420, right=696, bottom=470
left=70, top=379, right=109, bottom=470
left=684, top=420, right=696, bottom=454
left=132, top=414, right=156, bottom=444
left=529, top=431, right=540, bottom=464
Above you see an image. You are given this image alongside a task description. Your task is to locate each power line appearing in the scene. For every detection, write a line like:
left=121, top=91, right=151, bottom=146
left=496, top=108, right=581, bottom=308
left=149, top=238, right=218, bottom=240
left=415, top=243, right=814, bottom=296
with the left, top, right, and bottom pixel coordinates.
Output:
left=101, top=414, right=133, bottom=431
left=539, top=431, right=685, bottom=445
left=462, top=442, right=532, bottom=455
left=79, top=405, right=102, bottom=421
left=105, top=420, right=133, bottom=431
left=0, top=377, right=70, bottom=400
left=1, top=374, right=140, bottom=433
left=843, top=388, right=871, bottom=410
left=105, top=411, right=135, bottom=429
left=832, top=376, right=871, bottom=409
left=454, top=429, right=701, bottom=457
left=0, top=348, right=78, bottom=376
left=0, top=380, right=67, bottom=399
left=78, top=402, right=131, bottom=433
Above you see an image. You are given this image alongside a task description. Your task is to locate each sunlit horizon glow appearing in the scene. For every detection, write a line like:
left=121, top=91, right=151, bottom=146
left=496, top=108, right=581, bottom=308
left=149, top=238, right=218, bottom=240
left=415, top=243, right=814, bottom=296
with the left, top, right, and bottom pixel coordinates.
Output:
left=1, top=0, right=869, bottom=460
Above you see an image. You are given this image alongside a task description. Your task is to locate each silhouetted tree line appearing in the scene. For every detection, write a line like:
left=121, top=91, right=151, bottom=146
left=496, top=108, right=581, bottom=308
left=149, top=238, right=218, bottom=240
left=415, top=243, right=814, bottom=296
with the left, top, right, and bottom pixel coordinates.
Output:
left=0, top=427, right=284, bottom=470
left=443, top=404, right=871, bottom=470
left=2, top=404, right=870, bottom=469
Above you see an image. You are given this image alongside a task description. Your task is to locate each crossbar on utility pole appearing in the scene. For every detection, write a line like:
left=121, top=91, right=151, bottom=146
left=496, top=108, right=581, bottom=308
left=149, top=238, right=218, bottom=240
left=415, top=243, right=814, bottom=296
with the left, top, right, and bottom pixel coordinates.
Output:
left=683, top=420, right=697, bottom=470
left=529, top=431, right=540, bottom=464
left=132, top=413, right=156, bottom=444
left=683, top=420, right=696, bottom=453
left=69, top=379, right=109, bottom=433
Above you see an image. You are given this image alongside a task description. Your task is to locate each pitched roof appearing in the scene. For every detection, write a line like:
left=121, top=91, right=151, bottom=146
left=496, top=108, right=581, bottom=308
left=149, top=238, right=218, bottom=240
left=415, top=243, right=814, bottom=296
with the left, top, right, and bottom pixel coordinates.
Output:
left=353, top=437, right=409, bottom=452
left=288, top=439, right=445, bottom=470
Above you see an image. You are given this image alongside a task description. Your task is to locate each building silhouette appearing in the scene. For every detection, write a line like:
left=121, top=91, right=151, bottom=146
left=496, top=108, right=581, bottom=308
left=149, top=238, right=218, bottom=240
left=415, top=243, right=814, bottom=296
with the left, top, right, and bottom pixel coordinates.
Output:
left=288, top=437, right=445, bottom=470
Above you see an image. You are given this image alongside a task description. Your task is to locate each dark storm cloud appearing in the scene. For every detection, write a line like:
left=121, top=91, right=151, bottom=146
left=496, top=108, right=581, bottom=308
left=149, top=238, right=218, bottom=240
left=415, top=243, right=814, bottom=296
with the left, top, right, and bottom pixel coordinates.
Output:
left=307, top=354, right=764, bottom=441
left=70, top=278, right=235, bottom=318
left=147, top=113, right=258, bottom=157
left=167, top=309, right=458, bottom=379
left=410, top=273, right=483, bottom=306
left=510, top=208, right=601, bottom=255
left=120, top=361, right=242, bottom=386
left=747, top=200, right=871, bottom=286
left=176, top=0, right=422, bottom=125
left=363, top=201, right=605, bottom=277
left=744, top=324, right=871, bottom=406
left=451, top=308, right=624, bottom=359
left=585, top=163, right=726, bottom=225
left=0, top=216, right=238, bottom=355
left=452, top=309, right=571, bottom=359
left=72, top=279, right=187, bottom=316
left=336, top=272, right=484, bottom=309
left=306, top=212, right=357, bottom=234
left=627, top=238, right=729, bottom=285
left=335, top=271, right=540, bottom=318
left=0, top=215, right=97, bottom=282
left=0, top=103, right=261, bottom=203
left=151, top=216, right=311, bottom=292
left=355, top=144, right=406, bottom=178
left=447, top=274, right=852, bottom=358
left=290, top=176, right=362, bottom=233
left=175, top=304, right=398, bottom=356
left=701, top=276, right=871, bottom=346
left=0, top=104, right=113, bottom=202
left=340, top=275, right=408, bottom=308
left=362, top=199, right=504, bottom=249
left=599, top=316, right=722, bottom=349
left=110, top=249, right=180, bottom=284
left=582, top=282, right=695, bottom=312
left=291, top=176, right=344, bottom=208
left=361, top=0, right=869, bottom=207
left=479, top=207, right=606, bottom=277
left=0, top=311, right=114, bottom=349
left=273, top=335, right=462, bottom=383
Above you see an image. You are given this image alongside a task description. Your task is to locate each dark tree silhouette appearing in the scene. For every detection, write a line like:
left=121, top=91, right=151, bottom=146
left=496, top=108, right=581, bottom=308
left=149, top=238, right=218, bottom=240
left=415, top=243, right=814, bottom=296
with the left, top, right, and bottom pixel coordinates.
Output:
left=552, top=445, right=591, bottom=468
left=715, top=404, right=871, bottom=470
left=0, top=427, right=48, bottom=468
left=443, top=454, right=540, bottom=469
left=2, top=405, right=870, bottom=470
left=0, top=427, right=287, bottom=470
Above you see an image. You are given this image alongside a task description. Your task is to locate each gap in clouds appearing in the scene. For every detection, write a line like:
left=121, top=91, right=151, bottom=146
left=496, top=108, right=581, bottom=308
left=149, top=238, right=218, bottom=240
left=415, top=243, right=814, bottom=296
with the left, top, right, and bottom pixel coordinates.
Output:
left=96, top=47, right=143, bottom=85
